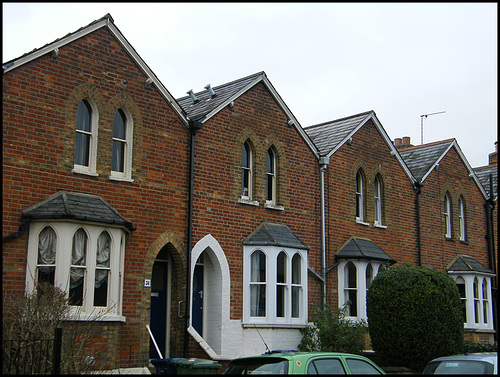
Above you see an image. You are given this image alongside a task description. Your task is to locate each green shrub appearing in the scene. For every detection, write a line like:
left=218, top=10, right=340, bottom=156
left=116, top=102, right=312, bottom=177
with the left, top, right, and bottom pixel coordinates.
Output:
left=463, top=341, right=497, bottom=353
left=298, top=304, right=367, bottom=354
left=366, top=265, right=464, bottom=372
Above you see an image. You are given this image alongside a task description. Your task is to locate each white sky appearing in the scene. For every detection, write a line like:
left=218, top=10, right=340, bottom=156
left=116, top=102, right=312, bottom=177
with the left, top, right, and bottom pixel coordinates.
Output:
left=3, top=3, right=497, bottom=167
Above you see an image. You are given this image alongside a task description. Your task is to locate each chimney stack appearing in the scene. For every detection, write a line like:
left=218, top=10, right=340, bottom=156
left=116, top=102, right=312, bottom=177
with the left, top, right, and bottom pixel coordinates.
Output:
left=394, top=137, right=412, bottom=150
left=488, top=141, right=497, bottom=166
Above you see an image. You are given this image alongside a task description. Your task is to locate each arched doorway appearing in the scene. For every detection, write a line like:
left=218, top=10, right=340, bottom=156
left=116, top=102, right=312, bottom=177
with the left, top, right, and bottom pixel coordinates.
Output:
left=149, top=246, right=172, bottom=359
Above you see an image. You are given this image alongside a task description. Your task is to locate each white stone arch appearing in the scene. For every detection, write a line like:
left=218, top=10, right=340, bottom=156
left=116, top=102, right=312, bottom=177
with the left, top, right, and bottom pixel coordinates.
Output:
left=189, top=234, right=230, bottom=355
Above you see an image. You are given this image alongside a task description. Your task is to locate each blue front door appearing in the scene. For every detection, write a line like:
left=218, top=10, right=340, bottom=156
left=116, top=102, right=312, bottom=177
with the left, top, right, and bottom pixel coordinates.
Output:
left=149, top=261, right=167, bottom=359
left=192, top=264, right=203, bottom=335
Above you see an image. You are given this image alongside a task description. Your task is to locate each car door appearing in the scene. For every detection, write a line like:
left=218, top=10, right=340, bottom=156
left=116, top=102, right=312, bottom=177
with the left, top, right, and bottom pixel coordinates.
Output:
left=306, top=357, right=347, bottom=374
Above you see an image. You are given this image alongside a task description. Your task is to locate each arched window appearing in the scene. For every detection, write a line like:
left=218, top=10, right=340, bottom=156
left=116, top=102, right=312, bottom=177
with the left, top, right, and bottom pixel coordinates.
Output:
left=241, top=141, right=252, bottom=199
left=458, top=197, right=466, bottom=241
left=37, top=226, right=57, bottom=287
left=473, top=277, right=480, bottom=323
left=444, top=193, right=452, bottom=238
left=69, top=228, right=87, bottom=306
left=276, top=252, right=287, bottom=318
left=250, top=250, right=266, bottom=317
left=345, top=262, right=357, bottom=316
left=95, top=231, right=111, bottom=307
left=74, top=100, right=98, bottom=174
left=455, top=276, right=467, bottom=322
left=291, top=254, right=302, bottom=318
left=482, top=279, right=489, bottom=324
left=112, top=109, right=127, bottom=174
left=374, top=175, right=383, bottom=225
left=366, top=263, right=374, bottom=294
left=356, top=170, right=364, bottom=222
left=266, top=148, right=277, bottom=204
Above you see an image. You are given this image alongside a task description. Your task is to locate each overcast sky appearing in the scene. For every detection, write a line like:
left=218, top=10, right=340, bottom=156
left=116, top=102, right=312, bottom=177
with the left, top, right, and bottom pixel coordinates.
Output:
left=3, top=3, right=497, bottom=167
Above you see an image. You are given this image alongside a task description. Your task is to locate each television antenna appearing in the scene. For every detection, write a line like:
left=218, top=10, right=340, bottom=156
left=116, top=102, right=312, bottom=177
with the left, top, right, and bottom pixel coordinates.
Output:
left=420, top=111, right=445, bottom=145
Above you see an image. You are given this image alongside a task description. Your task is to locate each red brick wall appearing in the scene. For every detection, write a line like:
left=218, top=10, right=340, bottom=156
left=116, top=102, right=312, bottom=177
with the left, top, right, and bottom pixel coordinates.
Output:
left=2, top=27, right=190, bottom=368
left=189, top=82, right=323, bottom=323
left=324, top=120, right=418, bottom=308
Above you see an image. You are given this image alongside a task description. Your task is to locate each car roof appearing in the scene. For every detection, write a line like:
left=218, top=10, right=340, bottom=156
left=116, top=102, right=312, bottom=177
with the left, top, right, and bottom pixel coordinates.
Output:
left=430, top=352, right=497, bottom=364
left=229, top=351, right=367, bottom=361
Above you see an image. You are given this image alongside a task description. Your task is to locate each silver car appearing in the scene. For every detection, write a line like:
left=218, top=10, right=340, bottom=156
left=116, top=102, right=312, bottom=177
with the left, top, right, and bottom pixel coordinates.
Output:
left=422, top=352, right=497, bottom=374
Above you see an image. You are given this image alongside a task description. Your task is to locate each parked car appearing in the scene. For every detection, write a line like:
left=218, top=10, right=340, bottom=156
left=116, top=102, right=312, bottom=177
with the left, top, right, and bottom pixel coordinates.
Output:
left=422, top=352, right=497, bottom=374
left=223, top=351, right=386, bottom=374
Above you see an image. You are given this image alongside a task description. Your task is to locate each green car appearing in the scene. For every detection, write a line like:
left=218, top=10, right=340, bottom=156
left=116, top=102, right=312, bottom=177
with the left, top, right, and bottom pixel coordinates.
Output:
left=223, top=351, right=386, bottom=374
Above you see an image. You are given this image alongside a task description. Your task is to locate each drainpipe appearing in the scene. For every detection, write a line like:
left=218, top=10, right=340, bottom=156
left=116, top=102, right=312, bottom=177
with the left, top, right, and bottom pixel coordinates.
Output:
left=2, top=219, right=30, bottom=243
left=484, top=174, right=497, bottom=342
left=184, top=119, right=203, bottom=358
left=319, top=156, right=329, bottom=310
left=413, top=180, right=423, bottom=266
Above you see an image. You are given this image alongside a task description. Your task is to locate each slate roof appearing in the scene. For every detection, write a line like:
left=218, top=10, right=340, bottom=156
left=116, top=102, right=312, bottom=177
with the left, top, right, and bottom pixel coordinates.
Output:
left=22, top=191, right=135, bottom=231
left=473, top=165, right=498, bottom=200
left=398, top=139, right=454, bottom=182
left=304, top=111, right=374, bottom=157
left=243, top=222, right=309, bottom=250
left=335, top=236, right=396, bottom=264
left=446, top=255, right=494, bottom=275
left=176, top=72, right=264, bottom=122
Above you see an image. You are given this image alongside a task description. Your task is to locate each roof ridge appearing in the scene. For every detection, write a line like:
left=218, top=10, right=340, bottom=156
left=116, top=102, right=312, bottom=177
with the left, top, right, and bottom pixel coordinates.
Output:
left=399, top=138, right=455, bottom=152
left=304, top=110, right=374, bottom=130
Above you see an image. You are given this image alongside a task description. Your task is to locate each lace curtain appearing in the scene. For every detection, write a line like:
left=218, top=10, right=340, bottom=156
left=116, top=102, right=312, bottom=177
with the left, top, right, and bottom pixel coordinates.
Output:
left=70, top=228, right=87, bottom=289
left=95, top=232, right=110, bottom=288
left=37, top=227, right=57, bottom=276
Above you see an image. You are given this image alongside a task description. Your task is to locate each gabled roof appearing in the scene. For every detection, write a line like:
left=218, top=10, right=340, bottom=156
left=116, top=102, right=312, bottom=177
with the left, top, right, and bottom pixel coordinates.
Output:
left=304, top=110, right=415, bottom=182
left=398, top=139, right=488, bottom=199
left=22, top=191, right=136, bottom=231
left=176, top=71, right=319, bottom=159
left=473, top=165, right=498, bottom=200
left=335, top=236, right=396, bottom=264
left=446, top=255, right=494, bottom=275
left=243, top=222, right=310, bottom=250
left=2, top=13, right=188, bottom=125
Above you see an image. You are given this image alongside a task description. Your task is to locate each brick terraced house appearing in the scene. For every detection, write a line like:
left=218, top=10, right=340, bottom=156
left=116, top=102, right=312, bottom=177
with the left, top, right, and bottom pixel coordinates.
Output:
left=2, top=14, right=497, bottom=371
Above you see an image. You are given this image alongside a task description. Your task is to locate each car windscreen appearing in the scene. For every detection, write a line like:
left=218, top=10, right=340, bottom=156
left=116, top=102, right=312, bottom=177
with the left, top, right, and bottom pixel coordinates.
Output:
left=224, top=357, right=289, bottom=374
left=423, top=360, right=494, bottom=374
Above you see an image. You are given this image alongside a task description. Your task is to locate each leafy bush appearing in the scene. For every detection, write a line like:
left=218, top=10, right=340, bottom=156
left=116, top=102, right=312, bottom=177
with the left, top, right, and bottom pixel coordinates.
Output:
left=298, top=304, right=367, bottom=354
left=464, top=341, right=497, bottom=353
left=366, top=265, right=464, bottom=372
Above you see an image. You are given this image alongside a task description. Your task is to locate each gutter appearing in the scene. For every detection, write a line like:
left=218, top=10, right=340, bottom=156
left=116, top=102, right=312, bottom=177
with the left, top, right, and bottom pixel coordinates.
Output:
left=184, top=119, right=203, bottom=358
left=319, top=156, right=329, bottom=310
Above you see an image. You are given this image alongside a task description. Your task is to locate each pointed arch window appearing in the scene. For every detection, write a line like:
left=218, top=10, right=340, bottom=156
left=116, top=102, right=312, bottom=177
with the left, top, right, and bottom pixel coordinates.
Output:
left=345, top=262, right=358, bottom=317
left=356, top=170, right=364, bottom=222
left=266, top=148, right=277, bottom=205
left=74, top=99, right=98, bottom=175
left=69, top=228, right=87, bottom=306
left=276, top=252, right=287, bottom=318
left=374, top=175, right=383, bottom=225
left=241, top=141, right=253, bottom=199
left=458, top=197, right=466, bottom=241
left=456, top=276, right=467, bottom=322
left=37, top=226, right=57, bottom=287
left=250, top=250, right=266, bottom=317
left=291, top=254, right=302, bottom=318
left=444, top=193, right=452, bottom=238
left=111, top=108, right=133, bottom=181
left=95, top=231, right=111, bottom=307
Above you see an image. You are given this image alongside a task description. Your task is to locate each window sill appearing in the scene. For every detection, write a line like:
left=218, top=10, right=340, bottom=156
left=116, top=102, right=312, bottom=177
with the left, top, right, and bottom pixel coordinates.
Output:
left=374, top=223, right=387, bottom=229
left=356, top=220, right=370, bottom=226
left=109, top=175, right=134, bottom=183
left=264, top=202, right=284, bottom=211
left=65, top=313, right=126, bottom=322
left=72, top=168, right=99, bottom=177
left=242, top=322, right=307, bottom=329
left=238, top=197, right=259, bottom=206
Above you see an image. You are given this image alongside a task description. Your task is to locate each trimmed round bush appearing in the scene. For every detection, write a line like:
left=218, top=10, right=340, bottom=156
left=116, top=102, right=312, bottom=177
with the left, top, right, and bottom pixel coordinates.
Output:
left=366, top=265, right=464, bottom=372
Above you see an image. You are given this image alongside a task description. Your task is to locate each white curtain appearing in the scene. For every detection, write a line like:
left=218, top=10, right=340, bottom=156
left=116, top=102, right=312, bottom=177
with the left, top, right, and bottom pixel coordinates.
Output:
left=70, top=228, right=87, bottom=288
left=37, top=227, right=57, bottom=274
left=95, top=232, right=110, bottom=288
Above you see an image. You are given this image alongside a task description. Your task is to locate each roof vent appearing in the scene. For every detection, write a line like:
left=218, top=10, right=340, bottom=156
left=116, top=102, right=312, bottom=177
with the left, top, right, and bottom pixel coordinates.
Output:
left=187, top=89, right=199, bottom=104
left=204, top=84, right=217, bottom=98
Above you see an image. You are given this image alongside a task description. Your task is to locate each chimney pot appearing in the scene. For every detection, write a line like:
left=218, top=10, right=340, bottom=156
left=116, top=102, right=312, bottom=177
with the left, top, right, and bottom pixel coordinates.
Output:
left=402, top=136, right=411, bottom=145
left=395, top=138, right=402, bottom=146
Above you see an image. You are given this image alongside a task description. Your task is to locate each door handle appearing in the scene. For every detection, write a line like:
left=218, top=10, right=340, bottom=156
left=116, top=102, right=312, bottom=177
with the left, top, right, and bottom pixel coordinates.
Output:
left=178, top=300, right=184, bottom=318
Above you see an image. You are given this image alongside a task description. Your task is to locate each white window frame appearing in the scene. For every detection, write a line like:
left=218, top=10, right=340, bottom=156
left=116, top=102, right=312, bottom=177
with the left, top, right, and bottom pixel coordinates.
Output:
left=25, top=221, right=126, bottom=321
left=374, top=175, right=383, bottom=226
left=110, top=108, right=133, bottom=182
left=73, top=99, right=99, bottom=177
left=356, top=171, right=365, bottom=223
left=444, top=193, right=452, bottom=238
left=265, top=148, right=277, bottom=206
left=240, top=140, right=253, bottom=200
left=458, top=197, right=466, bottom=241
left=338, top=259, right=385, bottom=322
left=243, top=245, right=308, bottom=327
left=450, top=274, right=494, bottom=330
